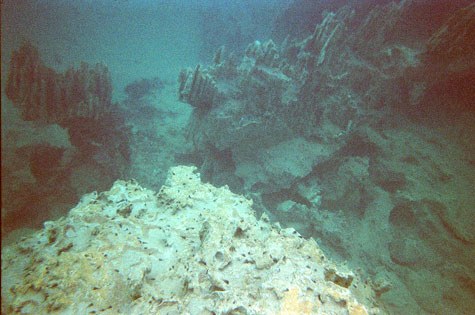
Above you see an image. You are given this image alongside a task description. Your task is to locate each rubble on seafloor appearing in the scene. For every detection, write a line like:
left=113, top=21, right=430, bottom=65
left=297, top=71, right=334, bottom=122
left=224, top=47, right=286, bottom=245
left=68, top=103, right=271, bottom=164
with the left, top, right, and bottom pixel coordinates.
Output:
left=1, top=166, right=383, bottom=314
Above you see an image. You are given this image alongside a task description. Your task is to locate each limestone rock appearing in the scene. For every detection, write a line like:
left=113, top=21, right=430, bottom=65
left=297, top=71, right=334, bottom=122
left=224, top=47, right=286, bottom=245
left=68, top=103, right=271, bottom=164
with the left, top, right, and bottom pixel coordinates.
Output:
left=244, top=39, right=281, bottom=68
left=372, top=272, right=393, bottom=297
left=324, top=267, right=355, bottom=289
left=178, top=64, right=217, bottom=110
left=5, top=42, right=113, bottom=127
left=1, top=166, right=380, bottom=314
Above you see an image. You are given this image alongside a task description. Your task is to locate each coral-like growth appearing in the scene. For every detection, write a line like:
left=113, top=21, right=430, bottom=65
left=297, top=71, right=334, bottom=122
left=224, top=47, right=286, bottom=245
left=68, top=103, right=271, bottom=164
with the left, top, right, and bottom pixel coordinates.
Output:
left=178, top=64, right=217, bottom=110
left=245, top=39, right=281, bottom=68
left=6, top=42, right=113, bottom=127
left=303, top=8, right=350, bottom=66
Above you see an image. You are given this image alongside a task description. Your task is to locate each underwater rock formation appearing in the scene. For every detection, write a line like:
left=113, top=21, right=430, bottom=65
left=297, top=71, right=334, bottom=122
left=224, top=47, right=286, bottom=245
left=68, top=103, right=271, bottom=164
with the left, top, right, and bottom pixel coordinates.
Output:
left=178, top=0, right=474, bottom=193
left=425, top=3, right=474, bottom=69
left=6, top=42, right=113, bottom=127
left=179, top=2, right=407, bottom=192
left=245, top=39, right=281, bottom=68
left=410, top=3, right=475, bottom=114
left=1, top=166, right=381, bottom=314
left=178, top=64, right=217, bottom=110
left=2, top=42, right=131, bottom=234
left=176, top=2, right=475, bottom=314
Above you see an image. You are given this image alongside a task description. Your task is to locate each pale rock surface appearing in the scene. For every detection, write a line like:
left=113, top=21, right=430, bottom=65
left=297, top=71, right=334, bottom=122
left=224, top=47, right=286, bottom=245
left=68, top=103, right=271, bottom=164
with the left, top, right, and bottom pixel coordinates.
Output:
left=2, top=166, right=382, bottom=314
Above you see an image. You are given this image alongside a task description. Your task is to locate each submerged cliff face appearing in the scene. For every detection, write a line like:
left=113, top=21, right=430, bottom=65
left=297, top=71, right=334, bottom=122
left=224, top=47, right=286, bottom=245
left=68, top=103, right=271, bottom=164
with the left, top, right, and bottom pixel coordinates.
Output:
left=177, top=2, right=475, bottom=314
left=1, top=166, right=380, bottom=314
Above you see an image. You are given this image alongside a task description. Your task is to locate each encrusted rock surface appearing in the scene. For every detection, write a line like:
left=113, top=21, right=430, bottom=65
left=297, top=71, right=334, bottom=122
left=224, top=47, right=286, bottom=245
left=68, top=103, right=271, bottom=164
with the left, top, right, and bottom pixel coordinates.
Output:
left=5, top=42, right=114, bottom=127
left=178, top=64, right=218, bottom=111
left=1, top=166, right=381, bottom=314
left=2, top=42, right=132, bottom=234
left=175, top=2, right=475, bottom=314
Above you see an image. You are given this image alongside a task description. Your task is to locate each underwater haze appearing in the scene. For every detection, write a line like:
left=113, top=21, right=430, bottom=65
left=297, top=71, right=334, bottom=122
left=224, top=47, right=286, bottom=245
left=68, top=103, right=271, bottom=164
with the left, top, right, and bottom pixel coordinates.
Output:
left=2, top=0, right=474, bottom=314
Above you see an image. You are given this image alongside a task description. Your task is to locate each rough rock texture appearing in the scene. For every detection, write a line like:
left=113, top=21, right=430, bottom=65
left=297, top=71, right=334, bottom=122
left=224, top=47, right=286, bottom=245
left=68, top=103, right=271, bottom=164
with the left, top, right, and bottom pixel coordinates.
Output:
left=1, top=166, right=381, bottom=314
left=6, top=42, right=114, bottom=127
left=178, top=64, right=217, bottom=110
left=176, top=2, right=475, bottom=314
left=178, top=1, right=427, bottom=194
left=272, top=0, right=473, bottom=46
left=2, top=43, right=131, bottom=234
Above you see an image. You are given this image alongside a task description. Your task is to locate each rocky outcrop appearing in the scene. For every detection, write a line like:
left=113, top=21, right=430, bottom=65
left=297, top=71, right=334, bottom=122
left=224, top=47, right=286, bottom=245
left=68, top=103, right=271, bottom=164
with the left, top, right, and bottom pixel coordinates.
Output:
left=177, top=2, right=411, bottom=193
left=2, top=42, right=131, bottom=234
left=176, top=2, right=475, bottom=315
left=1, top=166, right=380, bottom=314
left=6, top=42, right=114, bottom=127
left=178, top=64, right=217, bottom=110
left=178, top=0, right=474, bottom=190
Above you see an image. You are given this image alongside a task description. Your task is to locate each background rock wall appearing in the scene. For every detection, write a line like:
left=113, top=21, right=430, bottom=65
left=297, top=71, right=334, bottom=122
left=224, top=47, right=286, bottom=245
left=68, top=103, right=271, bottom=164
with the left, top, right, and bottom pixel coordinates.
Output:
left=177, top=2, right=475, bottom=314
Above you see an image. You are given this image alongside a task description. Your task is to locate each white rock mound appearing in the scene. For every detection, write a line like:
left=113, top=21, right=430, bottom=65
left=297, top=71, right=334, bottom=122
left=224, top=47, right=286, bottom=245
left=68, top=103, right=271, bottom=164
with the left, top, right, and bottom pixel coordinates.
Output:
left=2, top=166, right=381, bottom=314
